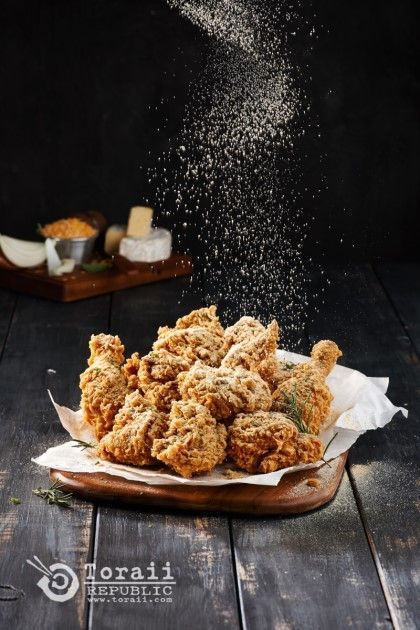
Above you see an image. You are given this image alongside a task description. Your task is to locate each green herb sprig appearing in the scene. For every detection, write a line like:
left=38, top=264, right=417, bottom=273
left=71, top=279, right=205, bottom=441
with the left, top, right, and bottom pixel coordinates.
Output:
left=321, top=432, right=338, bottom=467
left=32, top=481, right=73, bottom=508
left=282, top=386, right=311, bottom=434
left=9, top=497, right=21, bottom=505
left=71, top=439, right=97, bottom=451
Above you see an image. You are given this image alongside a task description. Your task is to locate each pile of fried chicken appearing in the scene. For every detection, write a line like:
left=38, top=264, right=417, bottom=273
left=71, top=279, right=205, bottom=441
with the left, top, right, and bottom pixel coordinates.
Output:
left=79, top=306, right=342, bottom=478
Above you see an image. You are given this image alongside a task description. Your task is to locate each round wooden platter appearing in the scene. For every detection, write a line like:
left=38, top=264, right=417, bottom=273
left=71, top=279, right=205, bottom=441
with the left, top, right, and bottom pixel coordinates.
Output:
left=50, top=452, right=347, bottom=516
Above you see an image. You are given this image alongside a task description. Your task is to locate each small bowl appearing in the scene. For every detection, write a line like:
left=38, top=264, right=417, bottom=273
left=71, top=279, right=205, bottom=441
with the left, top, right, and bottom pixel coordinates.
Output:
left=53, top=232, right=98, bottom=264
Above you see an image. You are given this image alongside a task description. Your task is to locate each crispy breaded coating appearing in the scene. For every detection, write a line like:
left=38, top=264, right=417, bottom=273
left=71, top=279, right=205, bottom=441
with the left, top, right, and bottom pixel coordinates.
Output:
left=310, top=340, right=343, bottom=376
left=272, top=340, right=342, bottom=434
left=138, top=350, right=192, bottom=411
left=151, top=401, right=227, bottom=478
left=177, top=362, right=272, bottom=420
left=227, top=411, right=323, bottom=473
left=173, top=305, right=224, bottom=337
left=257, top=356, right=296, bottom=392
left=153, top=326, right=226, bottom=367
left=224, top=316, right=265, bottom=347
left=122, top=352, right=141, bottom=391
left=80, top=334, right=128, bottom=440
left=97, top=406, right=168, bottom=466
left=112, top=390, right=149, bottom=431
left=222, top=320, right=279, bottom=372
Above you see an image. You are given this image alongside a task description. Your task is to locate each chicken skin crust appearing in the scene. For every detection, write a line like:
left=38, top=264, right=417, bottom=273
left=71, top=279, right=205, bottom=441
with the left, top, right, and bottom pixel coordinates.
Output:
left=224, top=316, right=265, bottom=347
left=80, top=334, right=129, bottom=440
left=153, top=326, right=226, bottom=367
left=177, top=363, right=272, bottom=421
left=222, top=319, right=292, bottom=392
left=138, top=350, right=192, bottom=411
left=151, top=401, right=227, bottom=478
left=97, top=390, right=167, bottom=466
left=272, top=340, right=342, bottom=434
left=227, top=411, right=323, bottom=473
left=173, top=305, right=224, bottom=337
left=222, top=320, right=279, bottom=371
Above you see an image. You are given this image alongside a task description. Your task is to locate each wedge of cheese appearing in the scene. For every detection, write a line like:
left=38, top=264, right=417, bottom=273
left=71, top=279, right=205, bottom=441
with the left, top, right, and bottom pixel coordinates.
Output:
left=127, top=206, right=153, bottom=238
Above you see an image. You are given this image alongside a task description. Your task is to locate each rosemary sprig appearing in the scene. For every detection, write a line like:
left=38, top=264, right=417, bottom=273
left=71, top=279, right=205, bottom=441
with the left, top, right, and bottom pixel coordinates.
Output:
left=284, top=362, right=296, bottom=371
left=321, top=432, right=338, bottom=467
left=71, top=439, right=97, bottom=450
left=32, top=481, right=73, bottom=508
left=282, top=386, right=311, bottom=434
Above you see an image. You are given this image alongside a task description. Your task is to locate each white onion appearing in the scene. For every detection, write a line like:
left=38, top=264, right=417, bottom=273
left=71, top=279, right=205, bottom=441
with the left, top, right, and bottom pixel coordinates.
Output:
left=0, top=234, right=46, bottom=268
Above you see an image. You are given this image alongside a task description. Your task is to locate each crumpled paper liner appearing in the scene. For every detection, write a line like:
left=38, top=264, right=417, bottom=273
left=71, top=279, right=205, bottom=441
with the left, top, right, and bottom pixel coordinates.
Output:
left=32, top=350, right=407, bottom=486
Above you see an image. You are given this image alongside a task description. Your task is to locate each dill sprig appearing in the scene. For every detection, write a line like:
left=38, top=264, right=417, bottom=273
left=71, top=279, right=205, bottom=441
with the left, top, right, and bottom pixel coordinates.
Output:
left=282, top=386, right=311, bottom=434
left=321, top=432, right=338, bottom=467
left=32, top=481, right=73, bottom=508
left=71, top=439, right=97, bottom=450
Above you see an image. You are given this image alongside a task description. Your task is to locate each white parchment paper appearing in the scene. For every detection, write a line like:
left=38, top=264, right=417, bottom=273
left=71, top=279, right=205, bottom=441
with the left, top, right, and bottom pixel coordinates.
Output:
left=32, top=350, right=407, bottom=486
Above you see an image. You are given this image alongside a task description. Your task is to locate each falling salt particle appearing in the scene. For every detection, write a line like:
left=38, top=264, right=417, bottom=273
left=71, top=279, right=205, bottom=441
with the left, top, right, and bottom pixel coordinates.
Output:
left=47, top=369, right=56, bottom=374
left=145, top=0, right=318, bottom=347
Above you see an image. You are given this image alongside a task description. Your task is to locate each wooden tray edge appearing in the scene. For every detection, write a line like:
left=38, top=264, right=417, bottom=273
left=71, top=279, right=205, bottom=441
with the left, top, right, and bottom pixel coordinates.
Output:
left=50, top=452, right=347, bottom=516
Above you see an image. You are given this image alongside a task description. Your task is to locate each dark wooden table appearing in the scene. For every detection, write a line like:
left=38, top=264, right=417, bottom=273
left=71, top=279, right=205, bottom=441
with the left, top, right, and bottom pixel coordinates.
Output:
left=0, top=263, right=418, bottom=630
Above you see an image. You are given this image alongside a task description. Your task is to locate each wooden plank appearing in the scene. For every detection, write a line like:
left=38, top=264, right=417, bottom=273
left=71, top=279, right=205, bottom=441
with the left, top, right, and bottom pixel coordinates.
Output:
left=89, top=279, right=240, bottom=629
left=0, top=290, right=16, bottom=355
left=0, top=294, right=110, bottom=629
left=307, top=263, right=420, bottom=629
left=215, top=282, right=392, bottom=629
left=0, top=254, right=192, bottom=302
left=375, top=262, right=420, bottom=354
left=232, top=472, right=392, bottom=629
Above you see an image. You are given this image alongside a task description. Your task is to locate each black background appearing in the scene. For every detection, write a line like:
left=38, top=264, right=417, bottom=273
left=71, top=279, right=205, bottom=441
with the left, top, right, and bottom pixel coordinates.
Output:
left=0, top=0, right=418, bottom=261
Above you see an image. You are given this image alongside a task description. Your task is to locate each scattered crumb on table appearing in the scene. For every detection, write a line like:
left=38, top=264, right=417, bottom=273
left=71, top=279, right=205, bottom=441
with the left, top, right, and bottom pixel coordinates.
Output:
left=306, top=478, right=321, bottom=488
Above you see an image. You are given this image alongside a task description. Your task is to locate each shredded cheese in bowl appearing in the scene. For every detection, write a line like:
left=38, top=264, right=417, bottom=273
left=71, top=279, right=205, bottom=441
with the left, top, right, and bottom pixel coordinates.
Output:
left=40, top=218, right=97, bottom=239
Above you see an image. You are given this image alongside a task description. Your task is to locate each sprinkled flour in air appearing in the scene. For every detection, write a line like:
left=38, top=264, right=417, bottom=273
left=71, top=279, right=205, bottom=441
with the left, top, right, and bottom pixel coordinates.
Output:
left=146, top=0, right=316, bottom=346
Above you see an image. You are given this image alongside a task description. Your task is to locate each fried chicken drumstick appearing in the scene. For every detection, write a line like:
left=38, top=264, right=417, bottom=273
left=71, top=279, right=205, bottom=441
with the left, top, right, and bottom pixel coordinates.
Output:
left=80, top=334, right=131, bottom=440
left=272, top=340, right=342, bottom=434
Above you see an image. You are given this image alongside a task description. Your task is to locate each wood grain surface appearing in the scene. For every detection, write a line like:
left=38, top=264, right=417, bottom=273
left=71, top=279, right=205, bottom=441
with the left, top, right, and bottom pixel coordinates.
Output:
left=0, top=264, right=418, bottom=630
left=309, top=264, right=420, bottom=630
left=0, top=294, right=111, bottom=629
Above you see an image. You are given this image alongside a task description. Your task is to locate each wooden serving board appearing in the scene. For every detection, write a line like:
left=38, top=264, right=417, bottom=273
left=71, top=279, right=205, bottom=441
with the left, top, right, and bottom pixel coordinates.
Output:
left=0, top=253, right=192, bottom=302
left=50, top=453, right=347, bottom=515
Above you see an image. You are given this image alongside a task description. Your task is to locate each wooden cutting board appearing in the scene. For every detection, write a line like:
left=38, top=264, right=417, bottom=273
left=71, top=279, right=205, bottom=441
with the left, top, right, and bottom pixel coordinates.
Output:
left=0, top=253, right=192, bottom=302
left=50, top=452, right=347, bottom=515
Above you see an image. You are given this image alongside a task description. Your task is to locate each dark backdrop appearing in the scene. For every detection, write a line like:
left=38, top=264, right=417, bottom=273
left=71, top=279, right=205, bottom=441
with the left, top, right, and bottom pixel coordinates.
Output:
left=0, top=0, right=418, bottom=261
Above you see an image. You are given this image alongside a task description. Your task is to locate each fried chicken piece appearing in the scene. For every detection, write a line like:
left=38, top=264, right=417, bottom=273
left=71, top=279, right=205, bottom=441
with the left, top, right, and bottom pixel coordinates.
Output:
left=257, top=356, right=296, bottom=392
left=97, top=403, right=168, bottom=467
left=222, top=320, right=279, bottom=372
left=151, top=401, right=227, bottom=478
left=112, top=389, right=149, bottom=431
left=177, top=362, right=272, bottom=421
left=153, top=326, right=226, bottom=366
left=80, top=334, right=128, bottom=440
left=122, top=352, right=141, bottom=391
left=227, top=411, right=323, bottom=473
left=137, top=350, right=192, bottom=411
left=272, top=340, right=342, bottom=434
left=173, top=305, right=224, bottom=337
left=222, top=320, right=290, bottom=392
left=224, top=316, right=265, bottom=347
